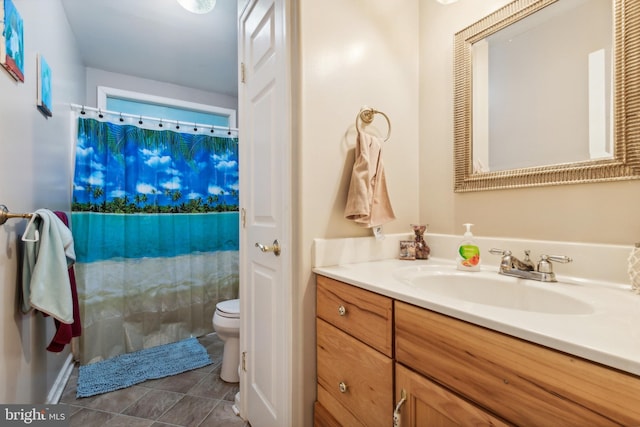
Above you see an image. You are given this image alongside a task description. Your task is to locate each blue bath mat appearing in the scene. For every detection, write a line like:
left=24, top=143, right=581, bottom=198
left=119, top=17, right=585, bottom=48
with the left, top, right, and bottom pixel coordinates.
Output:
left=77, top=337, right=212, bottom=398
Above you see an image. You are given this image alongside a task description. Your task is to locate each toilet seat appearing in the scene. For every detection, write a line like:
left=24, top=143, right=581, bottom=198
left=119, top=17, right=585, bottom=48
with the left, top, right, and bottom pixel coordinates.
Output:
left=215, top=299, right=240, bottom=319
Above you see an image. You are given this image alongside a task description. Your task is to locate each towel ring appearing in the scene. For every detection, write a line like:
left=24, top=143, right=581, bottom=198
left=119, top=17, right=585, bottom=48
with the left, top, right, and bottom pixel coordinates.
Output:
left=356, top=107, right=391, bottom=142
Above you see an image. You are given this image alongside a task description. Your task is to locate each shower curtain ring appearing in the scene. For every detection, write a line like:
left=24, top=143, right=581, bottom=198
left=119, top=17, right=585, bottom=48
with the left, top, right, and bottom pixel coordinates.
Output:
left=176, top=121, right=180, bottom=130
left=119, top=113, right=124, bottom=122
left=159, top=119, right=163, bottom=128
left=98, top=109, right=104, bottom=119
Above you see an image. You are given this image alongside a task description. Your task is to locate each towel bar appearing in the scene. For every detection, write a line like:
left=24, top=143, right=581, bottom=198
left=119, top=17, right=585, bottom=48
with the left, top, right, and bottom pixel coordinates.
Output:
left=356, top=106, right=391, bottom=141
left=0, top=205, right=33, bottom=225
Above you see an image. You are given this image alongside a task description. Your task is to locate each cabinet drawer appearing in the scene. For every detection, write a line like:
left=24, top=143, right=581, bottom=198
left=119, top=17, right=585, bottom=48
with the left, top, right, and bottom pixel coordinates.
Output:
left=317, top=318, right=392, bottom=427
left=317, top=275, right=393, bottom=356
left=395, top=301, right=640, bottom=426
left=315, top=388, right=364, bottom=427
left=313, top=401, right=344, bottom=427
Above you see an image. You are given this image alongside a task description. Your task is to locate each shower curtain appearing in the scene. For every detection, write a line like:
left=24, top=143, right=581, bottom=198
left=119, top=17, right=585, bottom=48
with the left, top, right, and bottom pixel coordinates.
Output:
left=71, top=116, right=239, bottom=364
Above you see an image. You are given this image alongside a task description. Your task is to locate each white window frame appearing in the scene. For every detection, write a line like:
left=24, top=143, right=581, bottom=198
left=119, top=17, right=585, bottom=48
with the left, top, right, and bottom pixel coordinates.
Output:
left=96, top=86, right=237, bottom=128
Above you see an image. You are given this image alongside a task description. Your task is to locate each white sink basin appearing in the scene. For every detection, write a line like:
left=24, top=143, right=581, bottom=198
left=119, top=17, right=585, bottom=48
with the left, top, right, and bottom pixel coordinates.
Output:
left=394, top=267, right=595, bottom=315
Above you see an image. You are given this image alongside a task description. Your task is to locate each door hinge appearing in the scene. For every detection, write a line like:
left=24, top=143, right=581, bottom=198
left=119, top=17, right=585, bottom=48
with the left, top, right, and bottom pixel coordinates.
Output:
left=241, top=208, right=246, bottom=228
left=242, top=351, right=247, bottom=372
left=241, top=62, right=246, bottom=83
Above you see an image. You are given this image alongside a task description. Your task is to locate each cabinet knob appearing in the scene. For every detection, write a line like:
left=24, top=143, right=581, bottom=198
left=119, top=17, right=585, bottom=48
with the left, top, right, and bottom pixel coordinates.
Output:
left=339, top=382, right=348, bottom=393
left=338, top=305, right=346, bottom=316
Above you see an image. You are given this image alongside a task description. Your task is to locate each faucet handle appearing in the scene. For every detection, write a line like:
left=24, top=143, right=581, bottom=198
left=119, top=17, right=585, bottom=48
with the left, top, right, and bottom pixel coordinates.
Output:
left=489, top=248, right=511, bottom=256
left=490, top=248, right=512, bottom=271
left=537, top=254, right=572, bottom=273
left=546, top=255, right=572, bottom=263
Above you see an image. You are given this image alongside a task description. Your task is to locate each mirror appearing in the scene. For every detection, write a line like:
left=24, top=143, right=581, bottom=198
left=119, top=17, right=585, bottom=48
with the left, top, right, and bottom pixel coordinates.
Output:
left=453, top=0, right=640, bottom=192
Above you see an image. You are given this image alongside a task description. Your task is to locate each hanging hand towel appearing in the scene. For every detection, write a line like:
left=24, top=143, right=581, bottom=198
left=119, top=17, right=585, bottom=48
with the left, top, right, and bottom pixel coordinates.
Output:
left=21, top=209, right=76, bottom=324
left=45, top=211, right=82, bottom=352
left=344, top=129, right=395, bottom=228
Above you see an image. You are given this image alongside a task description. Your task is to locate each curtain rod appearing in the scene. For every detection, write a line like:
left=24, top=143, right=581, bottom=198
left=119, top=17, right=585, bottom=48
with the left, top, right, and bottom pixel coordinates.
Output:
left=69, top=104, right=239, bottom=134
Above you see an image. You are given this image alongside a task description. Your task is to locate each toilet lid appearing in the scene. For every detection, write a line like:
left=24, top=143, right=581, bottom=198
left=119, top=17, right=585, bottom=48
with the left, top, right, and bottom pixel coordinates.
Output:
left=216, top=299, right=240, bottom=318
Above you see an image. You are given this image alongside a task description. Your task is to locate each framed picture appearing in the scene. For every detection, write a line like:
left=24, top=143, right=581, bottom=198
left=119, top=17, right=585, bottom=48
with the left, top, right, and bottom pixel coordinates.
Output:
left=0, top=0, right=24, bottom=82
left=37, top=54, right=52, bottom=117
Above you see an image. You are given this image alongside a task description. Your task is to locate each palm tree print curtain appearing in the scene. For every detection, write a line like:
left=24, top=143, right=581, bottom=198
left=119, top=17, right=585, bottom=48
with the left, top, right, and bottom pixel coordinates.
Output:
left=71, top=117, right=239, bottom=364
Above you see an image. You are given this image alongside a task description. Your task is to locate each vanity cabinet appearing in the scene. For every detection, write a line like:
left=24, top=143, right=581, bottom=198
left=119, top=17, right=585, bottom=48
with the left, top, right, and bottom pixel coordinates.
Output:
left=315, top=276, right=393, bottom=427
left=315, top=274, right=640, bottom=426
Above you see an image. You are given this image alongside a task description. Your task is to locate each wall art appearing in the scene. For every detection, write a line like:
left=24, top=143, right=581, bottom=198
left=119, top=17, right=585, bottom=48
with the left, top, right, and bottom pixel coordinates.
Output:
left=0, top=0, right=24, bottom=82
left=37, top=54, right=52, bottom=116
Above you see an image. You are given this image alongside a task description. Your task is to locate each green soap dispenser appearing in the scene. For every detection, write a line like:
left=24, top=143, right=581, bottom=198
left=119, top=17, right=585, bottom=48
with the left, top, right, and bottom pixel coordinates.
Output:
left=457, top=223, right=480, bottom=271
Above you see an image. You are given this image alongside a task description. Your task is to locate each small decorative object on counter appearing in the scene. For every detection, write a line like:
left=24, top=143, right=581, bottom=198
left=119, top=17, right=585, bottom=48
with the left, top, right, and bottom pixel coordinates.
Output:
left=411, top=224, right=430, bottom=260
left=399, top=240, right=416, bottom=260
left=628, top=242, right=640, bottom=293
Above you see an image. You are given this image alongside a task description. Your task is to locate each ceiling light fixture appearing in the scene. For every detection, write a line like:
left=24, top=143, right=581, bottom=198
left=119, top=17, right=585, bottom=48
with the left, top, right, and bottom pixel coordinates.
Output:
left=436, top=0, right=458, bottom=4
left=177, top=0, right=217, bottom=14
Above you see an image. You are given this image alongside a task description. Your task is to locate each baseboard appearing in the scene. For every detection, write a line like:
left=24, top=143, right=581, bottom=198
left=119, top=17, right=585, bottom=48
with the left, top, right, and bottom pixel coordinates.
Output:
left=46, top=353, right=75, bottom=404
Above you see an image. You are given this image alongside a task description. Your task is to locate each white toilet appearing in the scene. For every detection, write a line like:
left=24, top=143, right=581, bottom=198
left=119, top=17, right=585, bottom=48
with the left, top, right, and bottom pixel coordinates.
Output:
left=212, top=298, right=240, bottom=383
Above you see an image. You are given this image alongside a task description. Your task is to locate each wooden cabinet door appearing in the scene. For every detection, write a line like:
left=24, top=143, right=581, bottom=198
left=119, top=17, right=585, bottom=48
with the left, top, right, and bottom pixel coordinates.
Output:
left=395, top=301, right=640, bottom=426
left=395, top=364, right=511, bottom=427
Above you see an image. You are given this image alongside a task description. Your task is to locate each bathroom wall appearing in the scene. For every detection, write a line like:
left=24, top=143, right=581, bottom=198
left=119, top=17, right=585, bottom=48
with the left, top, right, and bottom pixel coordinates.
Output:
left=85, top=67, right=238, bottom=113
left=295, top=0, right=420, bottom=424
left=296, top=0, right=639, bottom=423
left=419, top=0, right=640, bottom=246
left=0, top=0, right=85, bottom=403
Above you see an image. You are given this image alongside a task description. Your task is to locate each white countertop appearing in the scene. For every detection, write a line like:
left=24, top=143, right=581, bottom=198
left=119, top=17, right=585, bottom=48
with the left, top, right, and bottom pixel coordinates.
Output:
left=313, top=257, right=640, bottom=377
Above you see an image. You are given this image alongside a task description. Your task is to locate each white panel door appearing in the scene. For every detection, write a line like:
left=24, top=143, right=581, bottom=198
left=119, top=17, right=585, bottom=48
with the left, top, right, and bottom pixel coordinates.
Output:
left=239, top=0, right=291, bottom=426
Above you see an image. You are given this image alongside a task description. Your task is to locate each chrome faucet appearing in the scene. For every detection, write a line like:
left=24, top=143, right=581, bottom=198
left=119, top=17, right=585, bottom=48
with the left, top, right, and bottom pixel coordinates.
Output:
left=489, top=248, right=572, bottom=282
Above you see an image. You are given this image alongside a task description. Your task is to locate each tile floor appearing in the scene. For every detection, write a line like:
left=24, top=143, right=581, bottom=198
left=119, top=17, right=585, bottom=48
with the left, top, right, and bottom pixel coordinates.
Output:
left=59, top=334, right=250, bottom=427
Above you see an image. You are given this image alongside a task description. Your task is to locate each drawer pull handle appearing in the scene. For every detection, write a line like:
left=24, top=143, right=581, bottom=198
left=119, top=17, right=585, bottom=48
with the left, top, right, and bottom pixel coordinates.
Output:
left=339, top=382, right=348, bottom=393
left=338, top=305, right=346, bottom=316
left=393, top=389, right=407, bottom=427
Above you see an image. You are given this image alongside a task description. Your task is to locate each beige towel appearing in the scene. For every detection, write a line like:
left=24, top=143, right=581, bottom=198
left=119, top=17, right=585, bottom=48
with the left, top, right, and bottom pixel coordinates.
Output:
left=345, top=130, right=395, bottom=227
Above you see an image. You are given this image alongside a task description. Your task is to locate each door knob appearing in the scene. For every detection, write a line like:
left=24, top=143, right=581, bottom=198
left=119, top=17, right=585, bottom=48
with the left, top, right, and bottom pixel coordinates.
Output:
left=255, top=239, right=281, bottom=256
